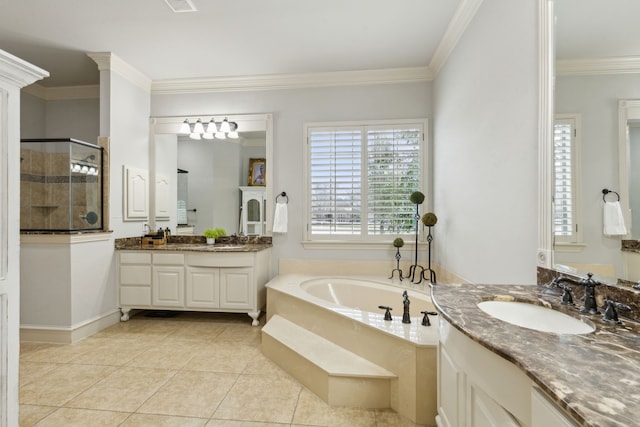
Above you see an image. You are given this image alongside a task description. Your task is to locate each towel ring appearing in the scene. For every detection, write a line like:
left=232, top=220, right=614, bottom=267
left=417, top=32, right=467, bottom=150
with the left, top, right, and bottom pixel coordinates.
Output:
left=276, top=191, right=288, bottom=203
left=602, top=188, right=620, bottom=202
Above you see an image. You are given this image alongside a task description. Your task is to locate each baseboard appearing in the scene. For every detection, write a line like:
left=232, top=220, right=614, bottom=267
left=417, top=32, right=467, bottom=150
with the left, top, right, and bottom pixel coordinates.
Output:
left=20, top=309, right=122, bottom=344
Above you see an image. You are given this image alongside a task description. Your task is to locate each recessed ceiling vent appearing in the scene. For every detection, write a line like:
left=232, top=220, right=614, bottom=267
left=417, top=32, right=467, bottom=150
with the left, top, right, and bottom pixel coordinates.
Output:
left=164, top=0, right=197, bottom=13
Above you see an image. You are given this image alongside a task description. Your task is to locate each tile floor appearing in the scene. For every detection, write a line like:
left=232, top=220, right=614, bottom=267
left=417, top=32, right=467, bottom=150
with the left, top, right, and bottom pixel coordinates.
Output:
left=19, top=311, right=425, bottom=426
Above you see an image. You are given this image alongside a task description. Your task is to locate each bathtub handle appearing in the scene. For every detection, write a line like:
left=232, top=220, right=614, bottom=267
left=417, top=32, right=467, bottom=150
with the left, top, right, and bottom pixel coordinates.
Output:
left=421, top=311, right=438, bottom=326
left=378, top=305, right=393, bottom=321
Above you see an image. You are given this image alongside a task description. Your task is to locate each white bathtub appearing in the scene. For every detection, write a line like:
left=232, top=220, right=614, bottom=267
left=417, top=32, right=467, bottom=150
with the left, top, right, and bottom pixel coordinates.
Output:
left=263, top=274, right=439, bottom=425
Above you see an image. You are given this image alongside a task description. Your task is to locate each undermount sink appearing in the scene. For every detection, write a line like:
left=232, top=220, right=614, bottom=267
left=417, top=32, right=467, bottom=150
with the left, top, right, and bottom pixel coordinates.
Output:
left=477, top=300, right=595, bottom=335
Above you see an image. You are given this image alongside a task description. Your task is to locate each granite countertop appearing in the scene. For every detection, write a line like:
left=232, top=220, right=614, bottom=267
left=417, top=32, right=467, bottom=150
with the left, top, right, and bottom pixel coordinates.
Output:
left=431, top=283, right=640, bottom=427
left=114, top=235, right=272, bottom=253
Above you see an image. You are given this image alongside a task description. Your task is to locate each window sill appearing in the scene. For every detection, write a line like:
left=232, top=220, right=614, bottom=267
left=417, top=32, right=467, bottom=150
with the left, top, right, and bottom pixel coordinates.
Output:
left=302, top=240, right=427, bottom=250
left=554, top=242, right=586, bottom=253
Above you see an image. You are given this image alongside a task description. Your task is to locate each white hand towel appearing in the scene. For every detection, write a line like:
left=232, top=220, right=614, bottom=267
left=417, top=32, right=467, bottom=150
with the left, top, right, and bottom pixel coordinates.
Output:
left=603, top=201, right=627, bottom=236
left=273, top=201, right=288, bottom=233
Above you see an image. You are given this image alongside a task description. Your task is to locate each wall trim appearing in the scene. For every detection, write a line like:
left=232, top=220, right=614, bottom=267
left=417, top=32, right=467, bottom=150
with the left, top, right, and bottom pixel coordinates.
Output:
left=556, top=56, right=640, bottom=76
left=20, top=310, right=121, bottom=344
left=22, top=84, right=99, bottom=100
left=87, top=52, right=152, bottom=93
left=20, top=232, right=112, bottom=245
left=0, top=50, right=49, bottom=88
left=429, top=0, right=484, bottom=76
left=151, top=67, right=432, bottom=95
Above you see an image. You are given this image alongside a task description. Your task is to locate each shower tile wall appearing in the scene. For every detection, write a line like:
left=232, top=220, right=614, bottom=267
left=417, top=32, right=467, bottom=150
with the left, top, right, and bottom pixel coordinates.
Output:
left=20, top=148, right=100, bottom=230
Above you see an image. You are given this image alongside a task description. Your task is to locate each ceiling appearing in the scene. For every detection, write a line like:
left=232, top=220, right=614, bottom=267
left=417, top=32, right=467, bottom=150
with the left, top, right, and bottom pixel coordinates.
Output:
left=2, top=1, right=638, bottom=89
left=555, top=0, right=640, bottom=61
left=0, top=0, right=461, bottom=87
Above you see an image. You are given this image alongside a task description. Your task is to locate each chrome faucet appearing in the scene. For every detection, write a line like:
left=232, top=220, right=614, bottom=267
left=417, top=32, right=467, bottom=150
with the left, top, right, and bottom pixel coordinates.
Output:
left=550, top=272, right=600, bottom=315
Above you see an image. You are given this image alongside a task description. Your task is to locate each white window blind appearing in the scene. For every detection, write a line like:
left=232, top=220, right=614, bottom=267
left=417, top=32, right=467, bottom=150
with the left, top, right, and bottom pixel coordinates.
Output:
left=553, top=116, right=581, bottom=243
left=306, top=121, right=424, bottom=240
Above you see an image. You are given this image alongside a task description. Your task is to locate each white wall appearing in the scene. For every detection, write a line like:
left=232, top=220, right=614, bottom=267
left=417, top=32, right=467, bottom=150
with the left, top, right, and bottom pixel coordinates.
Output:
left=20, top=92, right=46, bottom=137
left=554, top=73, right=640, bottom=275
left=45, top=98, right=100, bottom=143
left=20, top=243, right=71, bottom=326
left=105, top=71, right=151, bottom=238
left=20, top=92, right=99, bottom=143
left=151, top=82, right=433, bottom=274
left=432, top=0, right=539, bottom=284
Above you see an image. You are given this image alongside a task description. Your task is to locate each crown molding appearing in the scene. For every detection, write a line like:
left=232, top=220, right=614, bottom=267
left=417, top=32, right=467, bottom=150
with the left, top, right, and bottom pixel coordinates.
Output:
left=22, top=84, right=99, bottom=100
left=556, top=57, right=640, bottom=76
left=151, top=66, right=432, bottom=95
left=0, top=49, right=49, bottom=88
left=429, top=0, right=484, bottom=76
left=87, top=52, right=152, bottom=92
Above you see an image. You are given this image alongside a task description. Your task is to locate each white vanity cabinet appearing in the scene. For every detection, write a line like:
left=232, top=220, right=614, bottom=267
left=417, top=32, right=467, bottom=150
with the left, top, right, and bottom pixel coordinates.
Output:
left=152, top=253, right=185, bottom=307
left=437, top=319, right=579, bottom=427
left=118, top=248, right=271, bottom=325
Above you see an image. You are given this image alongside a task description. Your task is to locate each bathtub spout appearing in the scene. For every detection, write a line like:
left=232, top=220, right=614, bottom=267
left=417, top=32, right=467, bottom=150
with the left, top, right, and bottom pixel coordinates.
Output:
left=402, top=291, right=411, bottom=324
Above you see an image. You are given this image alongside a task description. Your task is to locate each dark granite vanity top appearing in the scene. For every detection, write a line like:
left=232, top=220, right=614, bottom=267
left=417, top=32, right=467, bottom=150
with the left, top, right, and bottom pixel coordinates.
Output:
left=115, top=235, right=272, bottom=252
left=432, top=284, right=640, bottom=427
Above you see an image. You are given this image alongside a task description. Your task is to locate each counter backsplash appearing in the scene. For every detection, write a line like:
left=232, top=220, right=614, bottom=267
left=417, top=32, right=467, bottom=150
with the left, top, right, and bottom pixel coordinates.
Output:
left=538, top=266, right=640, bottom=324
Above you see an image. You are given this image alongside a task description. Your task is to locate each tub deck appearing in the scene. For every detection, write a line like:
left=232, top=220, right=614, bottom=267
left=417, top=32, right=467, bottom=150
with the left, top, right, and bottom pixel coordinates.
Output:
left=261, top=274, right=439, bottom=426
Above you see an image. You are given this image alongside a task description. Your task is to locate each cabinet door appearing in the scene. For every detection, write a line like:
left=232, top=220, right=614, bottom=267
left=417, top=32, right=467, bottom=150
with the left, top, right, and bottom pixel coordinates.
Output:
left=219, top=268, right=254, bottom=309
left=152, top=266, right=184, bottom=307
left=437, top=344, right=464, bottom=427
left=186, top=267, right=220, bottom=308
left=468, top=383, right=521, bottom=427
left=531, top=387, right=578, bottom=427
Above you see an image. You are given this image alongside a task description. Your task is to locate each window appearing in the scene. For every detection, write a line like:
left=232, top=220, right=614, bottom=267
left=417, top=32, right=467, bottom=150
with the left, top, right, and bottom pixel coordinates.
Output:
left=304, top=119, right=427, bottom=242
left=553, top=115, right=582, bottom=244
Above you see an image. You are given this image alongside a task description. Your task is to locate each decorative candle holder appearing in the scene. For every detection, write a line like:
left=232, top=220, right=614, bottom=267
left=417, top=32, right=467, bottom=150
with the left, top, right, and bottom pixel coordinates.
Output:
left=389, top=237, right=404, bottom=280
left=420, top=213, right=437, bottom=284
left=407, top=191, right=426, bottom=283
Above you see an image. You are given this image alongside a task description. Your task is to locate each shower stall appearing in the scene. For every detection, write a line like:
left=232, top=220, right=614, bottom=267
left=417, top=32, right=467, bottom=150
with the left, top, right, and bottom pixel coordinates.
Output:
left=20, top=138, right=103, bottom=232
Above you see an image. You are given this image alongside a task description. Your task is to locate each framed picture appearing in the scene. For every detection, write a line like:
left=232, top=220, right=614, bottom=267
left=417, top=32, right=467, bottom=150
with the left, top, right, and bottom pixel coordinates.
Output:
left=248, top=158, right=266, bottom=186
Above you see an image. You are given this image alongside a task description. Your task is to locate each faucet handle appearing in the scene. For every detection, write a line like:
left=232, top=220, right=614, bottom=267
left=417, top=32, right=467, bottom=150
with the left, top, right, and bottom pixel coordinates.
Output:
left=378, top=305, right=393, bottom=321
left=601, top=298, right=631, bottom=325
left=558, top=284, right=575, bottom=306
left=420, top=311, right=438, bottom=326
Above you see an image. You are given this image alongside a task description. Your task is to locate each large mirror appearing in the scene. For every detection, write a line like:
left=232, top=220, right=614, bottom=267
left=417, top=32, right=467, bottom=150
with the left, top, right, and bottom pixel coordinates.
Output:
left=150, top=114, right=273, bottom=236
left=553, top=0, right=640, bottom=284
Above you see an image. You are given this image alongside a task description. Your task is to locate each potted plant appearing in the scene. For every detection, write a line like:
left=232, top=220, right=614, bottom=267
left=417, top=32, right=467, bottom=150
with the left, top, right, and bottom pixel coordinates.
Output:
left=203, top=227, right=226, bottom=245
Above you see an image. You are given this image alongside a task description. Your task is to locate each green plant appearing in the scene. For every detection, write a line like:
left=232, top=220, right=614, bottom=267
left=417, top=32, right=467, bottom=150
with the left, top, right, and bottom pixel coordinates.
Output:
left=203, top=228, right=226, bottom=239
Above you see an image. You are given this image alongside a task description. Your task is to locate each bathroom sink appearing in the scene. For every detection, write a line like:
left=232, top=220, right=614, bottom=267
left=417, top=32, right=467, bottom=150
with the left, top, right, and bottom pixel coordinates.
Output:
left=477, top=300, right=595, bottom=335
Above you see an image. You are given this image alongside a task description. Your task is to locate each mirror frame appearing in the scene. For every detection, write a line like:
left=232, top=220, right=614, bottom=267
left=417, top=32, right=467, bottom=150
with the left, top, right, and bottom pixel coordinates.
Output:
left=148, top=113, right=274, bottom=234
left=538, top=0, right=555, bottom=270
left=618, top=100, right=640, bottom=236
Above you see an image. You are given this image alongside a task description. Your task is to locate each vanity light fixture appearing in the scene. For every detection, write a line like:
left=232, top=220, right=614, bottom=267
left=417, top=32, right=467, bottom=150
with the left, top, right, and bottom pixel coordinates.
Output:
left=180, top=117, right=239, bottom=140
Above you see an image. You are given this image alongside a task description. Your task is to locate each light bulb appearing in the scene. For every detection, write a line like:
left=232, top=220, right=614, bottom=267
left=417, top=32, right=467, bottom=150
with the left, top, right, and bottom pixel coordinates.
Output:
left=190, top=133, right=201, bottom=140
left=81, top=165, right=89, bottom=174
left=206, top=119, right=217, bottom=133
left=202, top=132, right=214, bottom=140
left=193, top=119, right=205, bottom=134
left=227, top=131, right=239, bottom=139
left=214, top=132, right=226, bottom=140
left=219, top=118, right=231, bottom=133
left=179, top=119, right=191, bottom=134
